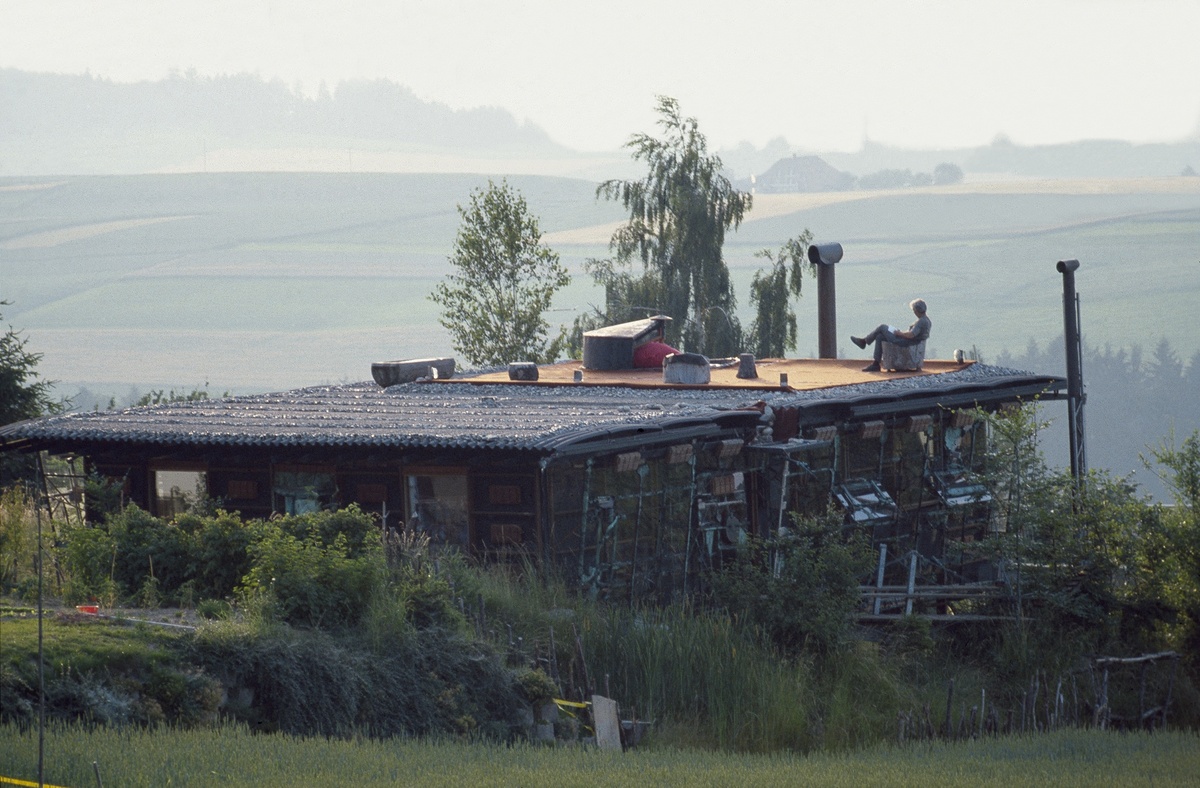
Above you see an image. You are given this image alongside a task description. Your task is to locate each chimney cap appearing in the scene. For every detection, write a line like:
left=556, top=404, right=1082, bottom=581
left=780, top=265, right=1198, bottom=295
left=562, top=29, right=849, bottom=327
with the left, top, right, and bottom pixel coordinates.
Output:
left=808, top=243, right=843, bottom=267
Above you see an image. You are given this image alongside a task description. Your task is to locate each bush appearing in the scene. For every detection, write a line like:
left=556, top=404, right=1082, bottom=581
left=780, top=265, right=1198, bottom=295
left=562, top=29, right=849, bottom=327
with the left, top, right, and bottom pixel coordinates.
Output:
left=176, top=510, right=254, bottom=601
left=60, top=522, right=118, bottom=605
left=710, top=509, right=871, bottom=656
left=187, top=622, right=524, bottom=739
left=0, top=486, right=36, bottom=589
left=272, top=505, right=377, bottom=557
left=240, top=527, right=384, bottom=628
left=106, top=505, right=193, bottom=603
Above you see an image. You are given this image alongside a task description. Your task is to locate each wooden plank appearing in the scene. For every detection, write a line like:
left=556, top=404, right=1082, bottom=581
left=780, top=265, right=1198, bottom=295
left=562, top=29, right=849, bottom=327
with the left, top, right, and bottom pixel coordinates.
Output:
left=592, top=695, right=622, bottom=751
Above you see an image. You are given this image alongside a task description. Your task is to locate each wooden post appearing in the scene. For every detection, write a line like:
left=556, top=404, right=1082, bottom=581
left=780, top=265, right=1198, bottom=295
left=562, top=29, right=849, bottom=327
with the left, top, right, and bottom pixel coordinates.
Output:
left=904, top=550, right=918, bottom=616
left=874, top=543, right=887, bottom=615
left=943, top=678, right=954, bottom=739
left=1138, top=662, right=1148, bottom=725
left=1162, top=655, right=1177, bottom=729
left=1099, top=668, right=1109, bottom=730
left=574, top=623, right=591, bottom=697
left=592, top=695, right=622, bottom=750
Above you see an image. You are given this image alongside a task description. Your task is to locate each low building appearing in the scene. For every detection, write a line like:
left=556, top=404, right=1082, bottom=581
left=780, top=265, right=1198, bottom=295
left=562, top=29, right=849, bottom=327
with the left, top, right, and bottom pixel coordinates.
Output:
left=0, top=319, right=1065, bottom=605
left=755, top=155, right=855, bottom=193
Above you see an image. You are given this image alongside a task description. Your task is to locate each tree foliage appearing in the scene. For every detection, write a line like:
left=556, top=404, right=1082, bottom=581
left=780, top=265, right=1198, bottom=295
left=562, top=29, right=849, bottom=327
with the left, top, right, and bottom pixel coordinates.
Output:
left=746, top=233, right=815, bottom=358
left=933, top=162, right=965, bottom=185
left=1, top=304, right=65, bottom=486
left=0, top=304, right=61, bottom=426
left=971, top=406, right=1198, bottom=676
left=711, top=508, right=871, bottom=656
left=1146, top=430, right=1200, bottom=670
left=430, top=180, right=570, bottom=366
left=591, top=96, right=752, bottom=355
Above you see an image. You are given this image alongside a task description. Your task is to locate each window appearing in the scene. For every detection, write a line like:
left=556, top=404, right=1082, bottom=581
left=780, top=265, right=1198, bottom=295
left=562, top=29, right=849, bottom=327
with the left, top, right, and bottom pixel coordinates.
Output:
left=273, top=470, right=336, bottom=514
left=154, top=469, right=207, bottom=518
left=406, top=472, right=469, bottom=549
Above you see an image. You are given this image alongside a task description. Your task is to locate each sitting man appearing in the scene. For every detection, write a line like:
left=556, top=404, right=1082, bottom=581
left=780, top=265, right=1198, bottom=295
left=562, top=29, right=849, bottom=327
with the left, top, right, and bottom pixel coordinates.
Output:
left=851, top=298, right=931, bottom=372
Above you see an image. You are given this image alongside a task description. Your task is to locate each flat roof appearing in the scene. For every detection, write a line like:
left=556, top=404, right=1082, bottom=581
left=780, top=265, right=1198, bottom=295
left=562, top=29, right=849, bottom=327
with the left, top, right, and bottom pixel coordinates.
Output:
left=0, top=361, right=1065, bottom=457
left=461, top=358, right=971, bottom=391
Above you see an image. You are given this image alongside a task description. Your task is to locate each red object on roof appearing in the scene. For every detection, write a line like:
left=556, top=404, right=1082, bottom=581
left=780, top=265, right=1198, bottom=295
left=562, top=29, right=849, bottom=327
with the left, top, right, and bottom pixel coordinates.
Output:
left=633, top=341, right=680, bottom=369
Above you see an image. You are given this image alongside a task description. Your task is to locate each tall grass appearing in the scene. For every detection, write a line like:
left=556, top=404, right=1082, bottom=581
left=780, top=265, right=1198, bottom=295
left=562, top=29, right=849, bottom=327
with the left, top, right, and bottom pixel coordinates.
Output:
left=580, top=603, right=814, bottom=751
left=2, top=723, right=1197, bottom=787
left=457, top=560, right=910, bottom=752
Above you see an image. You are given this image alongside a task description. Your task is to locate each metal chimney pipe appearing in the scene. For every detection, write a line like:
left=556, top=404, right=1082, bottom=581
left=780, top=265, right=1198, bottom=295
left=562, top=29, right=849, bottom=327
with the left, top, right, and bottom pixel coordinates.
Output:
left=808, top=243, right=843, bottom=359
left=1057, top=259, right=1087, bottom=481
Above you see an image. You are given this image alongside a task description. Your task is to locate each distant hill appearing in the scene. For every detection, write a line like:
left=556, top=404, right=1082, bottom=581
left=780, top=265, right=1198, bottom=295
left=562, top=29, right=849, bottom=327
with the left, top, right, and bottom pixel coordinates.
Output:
left=0, top=69, right=569, bottom=176
left=721, top=137, right=1200, bottom=181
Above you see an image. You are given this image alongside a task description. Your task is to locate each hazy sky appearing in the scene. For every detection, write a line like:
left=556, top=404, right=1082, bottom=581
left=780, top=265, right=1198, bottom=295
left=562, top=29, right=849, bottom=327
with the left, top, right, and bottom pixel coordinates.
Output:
left=3, top=0, right=1199, bottom=153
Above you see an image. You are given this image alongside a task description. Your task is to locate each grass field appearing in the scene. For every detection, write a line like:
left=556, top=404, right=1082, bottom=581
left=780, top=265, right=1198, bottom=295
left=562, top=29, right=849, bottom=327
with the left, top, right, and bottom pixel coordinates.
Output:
left=1, top=724, right=1197, bottom=787
left=1, top=173, right=1197, bottom=393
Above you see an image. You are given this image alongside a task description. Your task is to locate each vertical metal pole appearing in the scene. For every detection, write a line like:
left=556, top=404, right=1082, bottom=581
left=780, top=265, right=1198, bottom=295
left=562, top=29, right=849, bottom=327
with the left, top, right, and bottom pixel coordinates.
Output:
left=1057, top=259, right=1087, bottom=483
left=776, top=458, right=791, bottom=536
left=874, top=543, right=888, bottom=615
left=808, top=243, right=843, bottom=359
left=905, top=550, right=918, bottom=616
left=1072, top=291, right=1087, bottom=477
left=36, top=457, right=46, bottom=788
left=817, top=262, right=837, bottom=359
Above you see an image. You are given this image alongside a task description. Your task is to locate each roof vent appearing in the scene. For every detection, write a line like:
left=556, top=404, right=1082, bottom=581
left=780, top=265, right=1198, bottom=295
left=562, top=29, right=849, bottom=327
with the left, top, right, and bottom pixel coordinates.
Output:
left=372, top=357, right=455, bottom=387
left=663, top=353, right=710, bottom=385
left=508, top=362, right=539, bottom=381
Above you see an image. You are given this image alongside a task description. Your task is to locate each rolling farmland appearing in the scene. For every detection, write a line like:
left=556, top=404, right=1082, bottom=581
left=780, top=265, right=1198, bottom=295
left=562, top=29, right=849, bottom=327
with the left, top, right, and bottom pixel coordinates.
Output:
left=2, top=173, right=1198, bottom=394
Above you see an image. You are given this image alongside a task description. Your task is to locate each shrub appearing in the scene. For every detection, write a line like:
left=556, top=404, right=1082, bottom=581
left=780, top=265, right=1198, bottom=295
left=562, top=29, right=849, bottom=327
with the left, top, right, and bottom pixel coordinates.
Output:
left=105, top=505, right=193, bottom=603
left=196, top=598, right=232, bottom=620
left=176, top=510, right=254, bottom=601
left=272, top=506, right=377, bottom=557
left=60, top=522, right=118, bottom=605
left=240, top=527, right=384, bottom=628
left=0, top=485, right=36, bottom=589
left=187, top=622, right=524, bottom=739
left=710, top=508, right=871, bottom=656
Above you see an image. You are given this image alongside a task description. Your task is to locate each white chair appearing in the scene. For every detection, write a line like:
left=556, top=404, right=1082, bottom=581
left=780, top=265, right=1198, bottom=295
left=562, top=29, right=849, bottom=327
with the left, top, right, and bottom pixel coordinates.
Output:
left=881, top=340, right=926, bottom=371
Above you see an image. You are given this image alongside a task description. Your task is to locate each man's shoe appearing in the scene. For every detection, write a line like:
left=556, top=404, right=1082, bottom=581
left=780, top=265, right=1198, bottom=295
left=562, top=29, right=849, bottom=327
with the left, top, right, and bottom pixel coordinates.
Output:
left=861, top=362, right=881, bottom=372
left=850, top=335, right=867, bottom=349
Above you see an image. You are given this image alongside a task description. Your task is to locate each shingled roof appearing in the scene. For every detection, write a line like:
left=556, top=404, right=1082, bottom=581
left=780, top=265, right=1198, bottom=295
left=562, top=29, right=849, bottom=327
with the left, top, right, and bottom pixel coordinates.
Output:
left=0, top=362, right=1065, bottom=457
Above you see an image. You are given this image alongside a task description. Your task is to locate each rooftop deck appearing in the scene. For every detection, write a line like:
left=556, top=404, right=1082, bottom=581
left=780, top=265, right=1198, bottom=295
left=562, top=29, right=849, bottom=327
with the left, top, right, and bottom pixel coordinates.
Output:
left=459, top=358, right=973, bottom=391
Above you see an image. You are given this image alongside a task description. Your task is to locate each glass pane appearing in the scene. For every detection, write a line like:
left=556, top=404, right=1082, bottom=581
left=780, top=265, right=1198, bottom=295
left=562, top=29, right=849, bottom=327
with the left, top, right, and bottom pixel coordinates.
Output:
left=273, top=471, right=336, bottom=515
left=407, top=474, right=469, bottom=549
left=154, top=470, right=206, bottom=518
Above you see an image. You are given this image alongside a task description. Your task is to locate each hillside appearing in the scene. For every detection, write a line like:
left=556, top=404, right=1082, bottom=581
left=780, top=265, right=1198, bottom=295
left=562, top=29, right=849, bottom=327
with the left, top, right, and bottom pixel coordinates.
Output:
left=3, top=172, right=1199, bottom=395
left=0, top=69, right=585, bottom=177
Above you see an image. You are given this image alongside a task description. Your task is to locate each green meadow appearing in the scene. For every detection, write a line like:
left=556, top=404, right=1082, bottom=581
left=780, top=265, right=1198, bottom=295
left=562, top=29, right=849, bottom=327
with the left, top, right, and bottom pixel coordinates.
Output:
left=1, top=173, right=1197, bottom=392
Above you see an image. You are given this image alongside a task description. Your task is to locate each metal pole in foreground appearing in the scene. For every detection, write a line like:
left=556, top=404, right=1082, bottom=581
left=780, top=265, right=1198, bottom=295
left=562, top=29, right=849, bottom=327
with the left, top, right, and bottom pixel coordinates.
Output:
left=35, top=456, right=46, bottom=788
left=1057, top=259, right=1087, bottom=483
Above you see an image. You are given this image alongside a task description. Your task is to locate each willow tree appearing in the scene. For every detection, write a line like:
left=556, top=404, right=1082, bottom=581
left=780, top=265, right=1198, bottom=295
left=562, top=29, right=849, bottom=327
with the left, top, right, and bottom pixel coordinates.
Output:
left=746, top=233, right=815, bottom=359
left=593, top=96, right=752, bottom=355
left=431, top=181, right=570, bottom=366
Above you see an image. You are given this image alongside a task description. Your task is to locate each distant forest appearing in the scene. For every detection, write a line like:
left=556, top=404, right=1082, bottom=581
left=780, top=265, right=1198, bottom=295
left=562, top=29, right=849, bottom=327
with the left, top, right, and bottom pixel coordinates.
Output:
left=994, top=336, right=1200, bottom=500
left=6, top=67, right=1200, bottom=180
left=0, top=68, right=562, bottom=175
